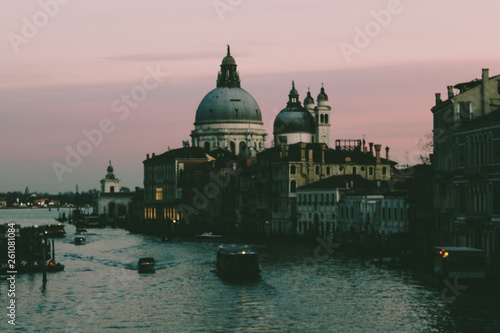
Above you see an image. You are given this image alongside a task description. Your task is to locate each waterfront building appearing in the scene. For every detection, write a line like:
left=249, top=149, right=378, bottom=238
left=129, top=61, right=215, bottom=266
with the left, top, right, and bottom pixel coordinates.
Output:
left=432, top=68, right=500, bottom=264
left=245, top=140, right=395, bottom=236
left=190, top=46, right=267, bottom=157
left=296, top=175, right=409, bottom=243
left=97, top=161, right=135, bottom=217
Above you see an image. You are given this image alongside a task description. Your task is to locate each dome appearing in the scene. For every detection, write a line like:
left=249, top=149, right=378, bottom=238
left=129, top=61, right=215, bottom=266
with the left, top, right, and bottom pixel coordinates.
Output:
left=195, top=87, right=263, bottom=125
left=107, top=161, right=114, bottom=173
left=317, top=86, right=328, bottom=102
left=274, top=81, right=315, bottom=135
left=304, top=90, right=314, bottom=105
left=222, top=55, right=236, bottom=65
left=274, top=106, right=315, bottom=135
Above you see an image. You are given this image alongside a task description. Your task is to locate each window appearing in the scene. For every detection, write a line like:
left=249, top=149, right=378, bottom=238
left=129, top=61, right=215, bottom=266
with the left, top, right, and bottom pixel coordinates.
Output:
left=320, top=114, right=324, bottom=124
left=352, top=167, right=357, bottom=175
left=291, top=180, right=297, bottom=193
left=291, top=165, right=296, bottom=175
left=369, top=167, right=373, bottom=176
left=458, top=102, right=471, bottom=121
left=156, top=187, right=163, bottom=201
left=325, top=114, right=329, bottom=124
left=110, top=186, right=115, bottom=193
left=326, top=167, right=331, bottom=175
left=316, top=166, right=320, bottom=175
left=382, top=167, right=387, bottom=176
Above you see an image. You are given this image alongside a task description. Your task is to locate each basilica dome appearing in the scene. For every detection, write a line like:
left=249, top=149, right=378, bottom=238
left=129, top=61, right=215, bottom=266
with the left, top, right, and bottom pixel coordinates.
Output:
left=190, top=46, right=267, bottom=157
left=274, top=82, right=315, bottom=136
left=195, top=87, right=262, bottom=125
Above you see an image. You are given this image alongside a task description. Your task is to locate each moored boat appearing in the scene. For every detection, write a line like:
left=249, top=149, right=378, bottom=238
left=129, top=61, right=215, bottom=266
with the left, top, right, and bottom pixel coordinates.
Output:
left=216, top=245, right=260, bottom=279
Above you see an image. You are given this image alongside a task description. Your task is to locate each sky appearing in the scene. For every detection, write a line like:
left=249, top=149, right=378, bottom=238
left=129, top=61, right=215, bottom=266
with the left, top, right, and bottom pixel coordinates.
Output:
left=1, top=0, right=500, bottom=194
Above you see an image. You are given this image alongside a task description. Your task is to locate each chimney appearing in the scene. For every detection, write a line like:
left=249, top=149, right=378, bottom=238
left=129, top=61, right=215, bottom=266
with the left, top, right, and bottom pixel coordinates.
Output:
left=482, top=68, right=490, bottom=116
left=300, top=143, right=306, bottom=162
left=369, top=143, right=374, bottom=155
left=385, top=146, right=390, bottom=161
left=362, top=139, right=366, bottom=153
left=447, top=86, right=454, bottom=99
left=374, top=144, right=382, bottom=163
left=152, top=153, right=155, bottom=157
left=435, top=93, right=442, bottom=105
left=147, top=154, right=150, bottom=160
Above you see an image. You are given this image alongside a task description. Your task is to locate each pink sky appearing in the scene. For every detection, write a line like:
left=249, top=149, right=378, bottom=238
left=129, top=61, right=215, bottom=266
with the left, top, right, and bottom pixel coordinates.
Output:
left=1, top=0, right=500, bottom=193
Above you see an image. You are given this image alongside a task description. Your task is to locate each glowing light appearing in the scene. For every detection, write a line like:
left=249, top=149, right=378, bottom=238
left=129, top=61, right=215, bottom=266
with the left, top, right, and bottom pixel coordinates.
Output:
left=242, top=251, right=246, bottom=254
left=443, top=252, right=449, bottom=258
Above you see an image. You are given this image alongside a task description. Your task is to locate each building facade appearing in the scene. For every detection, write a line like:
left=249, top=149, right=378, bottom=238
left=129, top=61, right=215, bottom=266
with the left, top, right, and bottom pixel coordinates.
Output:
left=432, top=68, right=500, bottom=264
left=97, top=162, right=135, bottom=218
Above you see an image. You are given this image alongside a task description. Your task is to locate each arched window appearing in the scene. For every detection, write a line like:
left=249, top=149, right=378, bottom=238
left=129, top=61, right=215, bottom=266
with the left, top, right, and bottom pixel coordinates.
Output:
left=320, top=114, right=324, bottom=124
left=230, top=141, right=236, bottom=154
left=239, top=141, right=247, bottom=155
left=290, top=180, right=297, bottom=193
left=325, top=114, right=329, bottom=124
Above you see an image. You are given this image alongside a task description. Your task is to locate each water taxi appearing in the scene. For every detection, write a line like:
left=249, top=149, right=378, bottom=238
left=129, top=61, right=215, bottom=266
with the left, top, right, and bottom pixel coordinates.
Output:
left=216, top=245, right=260, bottom=278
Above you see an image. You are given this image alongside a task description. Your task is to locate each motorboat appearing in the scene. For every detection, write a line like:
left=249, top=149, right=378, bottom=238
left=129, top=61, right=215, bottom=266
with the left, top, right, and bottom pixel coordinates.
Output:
left=42, top=224, right=66, bottom=237
left=138, top=257, right=155, bottom=273
left=74, top=237, right=86, bottom=245
left=216, top=245, right=260, bottom=278
left=196, top=232, right=223, bottom=239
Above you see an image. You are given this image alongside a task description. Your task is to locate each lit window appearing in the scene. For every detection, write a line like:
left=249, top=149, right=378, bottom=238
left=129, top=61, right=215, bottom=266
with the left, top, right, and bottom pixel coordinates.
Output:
left=156, top=188, right=163, bottom=201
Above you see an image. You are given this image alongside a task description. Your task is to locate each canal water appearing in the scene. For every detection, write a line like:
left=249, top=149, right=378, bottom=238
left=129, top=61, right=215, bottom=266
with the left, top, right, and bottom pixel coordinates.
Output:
left=1, top=209, right=499, bottom=332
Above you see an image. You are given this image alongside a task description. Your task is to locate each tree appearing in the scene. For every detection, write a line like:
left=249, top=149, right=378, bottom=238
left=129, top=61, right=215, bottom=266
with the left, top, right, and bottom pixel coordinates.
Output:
left=417, top=133, right=433, bottom=165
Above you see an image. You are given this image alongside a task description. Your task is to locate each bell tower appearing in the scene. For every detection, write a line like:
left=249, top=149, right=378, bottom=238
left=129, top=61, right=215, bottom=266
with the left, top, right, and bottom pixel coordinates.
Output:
left=315, top=84, right=331, bottom=145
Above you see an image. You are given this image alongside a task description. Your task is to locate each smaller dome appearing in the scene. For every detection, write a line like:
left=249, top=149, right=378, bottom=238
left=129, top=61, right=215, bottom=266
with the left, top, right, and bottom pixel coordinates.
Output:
left=222, top=55, right=236, bottom=65
left=107, top=161, right=114, bottom=173
left=304, top=90, right=314, bottom=105
left=317, top=86, right=328, bottom=102
left=222, top=45, right=236, bottom=65
left=289, top=80, right=299, bottom=97
left=274, top=108, right=315, bottom=135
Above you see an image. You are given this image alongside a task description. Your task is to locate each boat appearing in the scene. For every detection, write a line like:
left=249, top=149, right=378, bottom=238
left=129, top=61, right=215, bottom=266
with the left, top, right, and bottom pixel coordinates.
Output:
left=216, top=245, right=261, bottom=279
left=42, top=224, right=66, bottom=237
left=1, top=261, right=64, bottom=275
left=74, top=237, right=86, bottom=245
left=433, top=246, right=486, bottom=282
left=138, top=257, right=155, bottom=273
left=196, top=232, right=223, bottom=239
